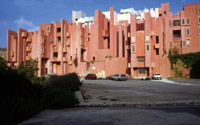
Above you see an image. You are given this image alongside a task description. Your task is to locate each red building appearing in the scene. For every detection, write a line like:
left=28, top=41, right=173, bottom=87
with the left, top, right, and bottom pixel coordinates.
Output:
left=7, top=3, right=200, bottom=78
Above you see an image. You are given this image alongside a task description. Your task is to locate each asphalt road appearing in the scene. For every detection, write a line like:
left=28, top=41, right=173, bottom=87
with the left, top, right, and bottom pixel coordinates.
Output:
left=19, top=79, right=200, bottom=125
left=20, top=106, right=200, bottom=125
left=81, top=79, right=200, bottom=104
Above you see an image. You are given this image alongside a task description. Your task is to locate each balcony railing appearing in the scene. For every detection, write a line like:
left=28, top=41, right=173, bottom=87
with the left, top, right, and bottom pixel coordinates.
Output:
left=27, top=37, right=31, bottom=42
left=155, top=44, right=159, bottom=49
left=22, top=32, right=27, bottom=37
left=26, top=46, right=31, bottom=51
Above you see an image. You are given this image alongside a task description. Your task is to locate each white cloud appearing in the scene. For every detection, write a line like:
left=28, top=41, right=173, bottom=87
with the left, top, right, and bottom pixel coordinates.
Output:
left=14, top=17, right=39, bottom=32
left=183, top=0, right=186, bottom=2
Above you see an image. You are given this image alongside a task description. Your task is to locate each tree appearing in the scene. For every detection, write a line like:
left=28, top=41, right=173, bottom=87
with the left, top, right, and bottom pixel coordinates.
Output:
left=17, top=59, right=39, bottom=80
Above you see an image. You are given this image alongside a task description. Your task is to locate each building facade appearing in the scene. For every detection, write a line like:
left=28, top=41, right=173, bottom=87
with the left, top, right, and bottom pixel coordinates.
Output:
left=7, top=3, right=200, bottom=78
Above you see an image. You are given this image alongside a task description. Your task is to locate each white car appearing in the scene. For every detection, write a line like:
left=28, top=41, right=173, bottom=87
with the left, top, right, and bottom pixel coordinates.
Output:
left=111, top=74, right=127, bottom=81
left=152, top=73, right=162, bottom=80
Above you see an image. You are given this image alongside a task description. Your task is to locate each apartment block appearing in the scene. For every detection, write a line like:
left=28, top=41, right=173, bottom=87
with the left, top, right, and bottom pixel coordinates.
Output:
left=7, top=3, right=200, bottom=78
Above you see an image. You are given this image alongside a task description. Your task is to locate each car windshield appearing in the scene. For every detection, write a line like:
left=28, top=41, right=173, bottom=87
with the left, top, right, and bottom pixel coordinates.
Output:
left=155, top=73, right=160, bottom=75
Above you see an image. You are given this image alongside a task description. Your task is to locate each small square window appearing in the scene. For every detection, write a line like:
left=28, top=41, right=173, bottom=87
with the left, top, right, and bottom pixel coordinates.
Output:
left=186, top=28, right=190, bottom=35
left=186, top=39, right=190, bottom=45
left=198, top=7, right=200, bottom=14
left=198, top=27, right=200, bottom=35
left=47, top=26, right=50, bottom=32
left=132, top=45, right=135, bottom=53
left=146, top=44, right=150, bottom=52
left=186, top=18, right=190, bottom=25
left=182, top=19, right=185, bottom=25
left=132, top=36, right=135, bottom=43
left=169, top=20, right=172, bottom=26
left=146, top=35, right=149, bottom=41
left=137, top=57, right=145, bottom=62
left=198, top=16, right=200, bottom=24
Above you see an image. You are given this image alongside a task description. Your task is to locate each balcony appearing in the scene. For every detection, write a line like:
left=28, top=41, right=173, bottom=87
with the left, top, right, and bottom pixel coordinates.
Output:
left=68, top=60, right=73, bottom=65
left=66, top=41, right=70, bottom=46
left=63, top=57, right=67, bottom=62
left=128, top=32, right=131, bottom=37
left=63, top=48, right=67, bottom=53
left=22, top=32, right=27, bottom=37
left=27, top=37, right=31, bottom=42
left=26, top=46, right=31, bottom=51
left=66, top=32, right=70, bottom=38
left=26, top=56, right=31, bottom=60
left=102, top=30, right=109, bottom=38
left=150, top=31, right=155, bottom=36
left=155, top=44, right=159, bottom=49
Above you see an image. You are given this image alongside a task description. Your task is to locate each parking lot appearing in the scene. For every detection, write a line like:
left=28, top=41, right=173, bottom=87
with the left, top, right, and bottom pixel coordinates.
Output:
left=81, top=79, right=200, bottom=105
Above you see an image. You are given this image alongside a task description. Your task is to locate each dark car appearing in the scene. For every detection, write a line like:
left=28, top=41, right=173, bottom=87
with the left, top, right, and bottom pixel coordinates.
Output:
left=85, top=74, right=97, bottom=80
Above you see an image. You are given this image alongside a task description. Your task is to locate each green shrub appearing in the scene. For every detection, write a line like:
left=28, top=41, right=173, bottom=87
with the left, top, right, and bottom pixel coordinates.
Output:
left=168, top=50, right=200, bottom=78
left=44, top=72, right=82, bottom=91
left=0, top=57, right=80, bottom=124
left=42, top=88, right=78, bottom=109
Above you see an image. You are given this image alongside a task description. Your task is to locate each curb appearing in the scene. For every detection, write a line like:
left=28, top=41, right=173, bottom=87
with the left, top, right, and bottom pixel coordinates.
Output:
left=75, top=91, right=200, bottom=107
left=78, top=101, right=200, bottom=107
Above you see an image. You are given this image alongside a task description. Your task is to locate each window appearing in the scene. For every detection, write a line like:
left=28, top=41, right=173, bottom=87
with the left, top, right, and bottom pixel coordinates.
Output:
left=132, top=36, right=135, bottom=43
left=186, top=39, right=190, bottom=45
left=156, top=49, right=159, bottom=55
left=186, top=28, right=190, bottom=35
left=132, top=45, right=135, bottom=53
left=182, top=19, right=185, bottom=25
left=93, top=57, right=95, bottom=61
left=173, top=30, right=181, bottom=38
left=137, top=57, right=145, bottom=62
left=146, top=44, right=150, bottom=52
left=146, top=35, right=149, bottom=41
left=186, top=18, right=190, bottom=25
left=53, top=52, right=58, bottom=58
left=57, top=37, right=61, bottom=42
left=57, top=27, right=61, bottom=33
left=47, top=26, right=50, bottom=32
left=53, top=45, right=57, bottom=49
left=198, top=16, right=200, bottom=24
left=156, top=36, right=159, bottom=43
left=198, top=27, right=200, bottom=35
left=173, top=20, right=180, bottom=26
left=139, top=68, right=146, bottom=74
left=198, top=7, right=200, bottom=14
left=136, top=23, right=144, bottom=31
left=169, top=20, right=172, bottom=26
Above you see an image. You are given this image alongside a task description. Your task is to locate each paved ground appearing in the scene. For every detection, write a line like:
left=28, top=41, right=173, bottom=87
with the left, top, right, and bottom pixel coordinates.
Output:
left=80, top=79, right=200, bottom=106
left=19, top=79, right=200, bottom=125
left=20, top=106, right=200, bottom=125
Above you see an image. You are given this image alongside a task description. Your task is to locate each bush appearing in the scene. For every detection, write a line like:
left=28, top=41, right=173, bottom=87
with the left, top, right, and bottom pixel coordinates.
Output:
left=0, top=57, right=80, bottom=124
left=44, top=73, right=82, bottom=91
left=42, top=88, right=78, bottom=109
left=168, top=50, right=200, bottom=78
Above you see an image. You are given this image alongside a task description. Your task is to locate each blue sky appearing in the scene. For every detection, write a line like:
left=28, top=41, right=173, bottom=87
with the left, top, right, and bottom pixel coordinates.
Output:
left=0, top=0, right=199, bottom=47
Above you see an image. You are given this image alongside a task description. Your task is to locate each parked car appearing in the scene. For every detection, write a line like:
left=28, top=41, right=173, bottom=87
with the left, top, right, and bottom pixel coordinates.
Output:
left=85, top=74, right=97, bottom=80
left=111, top=74, right=127, bottom=81
left=152, top=73, right=162, bottom=80
left=45, top=73, right=56, bottom=78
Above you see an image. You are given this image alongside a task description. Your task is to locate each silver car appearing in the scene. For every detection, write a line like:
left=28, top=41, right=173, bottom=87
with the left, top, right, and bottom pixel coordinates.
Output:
left=152, top=73, right=162, bottom=80
left=111, top=74, right=127, bottom=81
